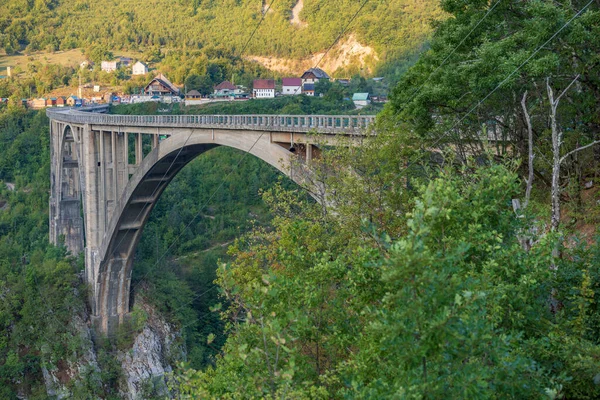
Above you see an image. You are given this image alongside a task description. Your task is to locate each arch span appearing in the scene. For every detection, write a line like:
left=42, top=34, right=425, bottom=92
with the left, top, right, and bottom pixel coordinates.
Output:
left=47, top=108, right=372, bottom=334
left=92, top=129, right=297, bottom=332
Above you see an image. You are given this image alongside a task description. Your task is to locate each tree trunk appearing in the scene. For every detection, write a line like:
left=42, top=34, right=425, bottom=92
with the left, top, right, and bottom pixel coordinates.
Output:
left=547, top=80, right=562, bottom=232
left=521, top=91, right=534, bottom=209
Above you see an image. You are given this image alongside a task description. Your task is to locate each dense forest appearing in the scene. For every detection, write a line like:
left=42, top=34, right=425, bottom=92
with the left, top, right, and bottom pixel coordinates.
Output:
left=2, top=0, right=600, bottom=398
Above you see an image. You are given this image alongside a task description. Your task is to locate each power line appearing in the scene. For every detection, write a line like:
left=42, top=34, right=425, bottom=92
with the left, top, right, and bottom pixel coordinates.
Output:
left=399, top=0, right=503, bottom=109
left=114, top=0, right=374, bottom=340
left=105, top=128, right=195, bottom=277
left=393, top=0, right=595, bottom=180
left=313, top=0, right=370, bottom=70
left=238, top=0, right=278, bottom=57
left=121, top=0, right=372, bottom=318
left=127, top=131, right=266, bottom=294
left=112, top=0, right=278, bottom=323
left=292, top=0, right=370, bottom=96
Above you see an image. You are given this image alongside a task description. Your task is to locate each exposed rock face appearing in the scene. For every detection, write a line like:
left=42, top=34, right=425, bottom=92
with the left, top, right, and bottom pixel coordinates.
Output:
left=41, top=299, right=184, bottom=399
left=117, top=302, right=185, bottom=400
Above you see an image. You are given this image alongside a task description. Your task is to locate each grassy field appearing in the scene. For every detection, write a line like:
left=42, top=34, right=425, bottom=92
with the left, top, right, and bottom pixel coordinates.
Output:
left=0, top=49, right=145, bottom=74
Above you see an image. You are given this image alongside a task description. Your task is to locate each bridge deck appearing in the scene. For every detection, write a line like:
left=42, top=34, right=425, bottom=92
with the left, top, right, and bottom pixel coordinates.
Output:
left=46, top=107, right=376, bottom=135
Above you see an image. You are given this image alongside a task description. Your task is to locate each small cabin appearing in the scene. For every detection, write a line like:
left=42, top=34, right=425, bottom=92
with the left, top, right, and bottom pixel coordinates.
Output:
left=186, top=90, right=202, bottom=99
left=352, top=93, right=371, bottom=109
left=303, top=83, right=315, bottom=97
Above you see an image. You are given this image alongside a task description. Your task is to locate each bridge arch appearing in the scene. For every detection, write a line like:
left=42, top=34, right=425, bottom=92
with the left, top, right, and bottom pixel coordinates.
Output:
left=47, top=107, right=374, bottom=334
left=93, top=130, right=297, bottom=332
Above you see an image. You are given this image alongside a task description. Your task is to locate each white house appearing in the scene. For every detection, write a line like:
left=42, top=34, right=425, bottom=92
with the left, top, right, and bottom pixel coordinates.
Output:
left=282, top=78, right=302, bottom=95
left=253, top=79, right=275, bottom=98
left=132, top=61, right=148, bottom=76
left=101, top=60, right=120, bottom=73
left=352, top=93, right=371, bottom=109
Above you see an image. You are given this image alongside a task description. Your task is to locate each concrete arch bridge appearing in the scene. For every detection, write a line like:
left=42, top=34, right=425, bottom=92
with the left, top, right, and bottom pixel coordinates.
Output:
left=47, top=106, right=375, bottom=333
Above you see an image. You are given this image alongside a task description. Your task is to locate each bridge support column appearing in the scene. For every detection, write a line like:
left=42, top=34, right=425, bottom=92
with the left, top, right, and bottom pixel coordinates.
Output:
left=49, top=121, right=84, bottom=255
left=306, top=143, right=313, bottom=164
left=95, top=257, right=133, bottom=334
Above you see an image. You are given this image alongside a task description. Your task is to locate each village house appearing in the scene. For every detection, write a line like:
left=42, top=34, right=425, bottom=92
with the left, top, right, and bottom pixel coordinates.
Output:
left=352, top=92, right=371, bottom=109
left=119, top=57, right=133, bottom=67
left=253, top=79, right=275, bottom=98
left=303, top=83, right=315, bottom=97
left=101, top=60, right=120, bottom=73
left=30, top=98, right=47, bottom=109
left=143, top=73, right=180, bottom=97
left=301, top=68, right=330, bottom=87
left=132, top=61, right=148, bottom=76
left=66, top=95, right=78, bottom=107
left=56, top=97, right=66, bottom=107
left=213, top=81, right=241, bottom=97
left=80, top=60, right=94, bottom=70
left=282, top=78, right=302, bottom=95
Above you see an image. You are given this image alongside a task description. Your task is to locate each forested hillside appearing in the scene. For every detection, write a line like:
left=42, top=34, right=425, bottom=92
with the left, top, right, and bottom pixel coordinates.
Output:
left=0, top=0, right=443, bottom=77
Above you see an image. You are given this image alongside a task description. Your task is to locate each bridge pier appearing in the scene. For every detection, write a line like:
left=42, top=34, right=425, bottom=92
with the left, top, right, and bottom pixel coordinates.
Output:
left=48, top=108, right=373, bottom=334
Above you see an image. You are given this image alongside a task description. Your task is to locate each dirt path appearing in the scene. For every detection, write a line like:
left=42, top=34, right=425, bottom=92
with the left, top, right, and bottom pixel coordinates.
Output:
left=291, top=0, right=307, bottom=27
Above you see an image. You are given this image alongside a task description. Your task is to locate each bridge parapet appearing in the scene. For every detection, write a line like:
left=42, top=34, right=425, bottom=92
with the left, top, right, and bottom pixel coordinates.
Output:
left=46, top=108, right=376, bottom=134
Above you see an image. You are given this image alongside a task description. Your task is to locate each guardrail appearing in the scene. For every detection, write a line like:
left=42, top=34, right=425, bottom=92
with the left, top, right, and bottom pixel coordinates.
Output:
left=46, top=108, right=376, bottom=134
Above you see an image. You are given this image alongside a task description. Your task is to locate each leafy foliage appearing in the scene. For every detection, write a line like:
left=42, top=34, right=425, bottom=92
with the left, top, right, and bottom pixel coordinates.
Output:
left=177, top=155, right=600, bottom=398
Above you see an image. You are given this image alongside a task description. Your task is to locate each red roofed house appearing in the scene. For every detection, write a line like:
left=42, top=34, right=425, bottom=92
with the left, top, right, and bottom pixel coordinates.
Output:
left=253, top=79, right=275, bottom=99
left=282, top=78, right=302, bottom=96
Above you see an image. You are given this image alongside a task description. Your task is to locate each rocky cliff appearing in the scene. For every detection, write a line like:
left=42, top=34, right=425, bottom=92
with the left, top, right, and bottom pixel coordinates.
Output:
left=41, top=299, right=184, bottom=399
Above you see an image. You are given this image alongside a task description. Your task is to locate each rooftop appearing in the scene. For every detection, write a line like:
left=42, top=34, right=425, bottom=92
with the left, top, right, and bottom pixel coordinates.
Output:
left=253, top=79, right=275, bottom=90
left=352, top=93, right=370, bottom=101
left=302, top=68, right=330, bottom=80
left=215, top=81, right=237, bottom=91
left=282, top=78, right=302, bottom=86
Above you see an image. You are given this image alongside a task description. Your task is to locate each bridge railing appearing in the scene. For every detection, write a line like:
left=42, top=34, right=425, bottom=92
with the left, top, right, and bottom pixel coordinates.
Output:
left=46, top=108, right=376, bottom=134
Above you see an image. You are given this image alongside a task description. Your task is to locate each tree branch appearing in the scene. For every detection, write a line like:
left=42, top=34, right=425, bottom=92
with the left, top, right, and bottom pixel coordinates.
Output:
left=560, top=140, right=600, bottom=164
left=554, top=74, right=581, bottom=105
